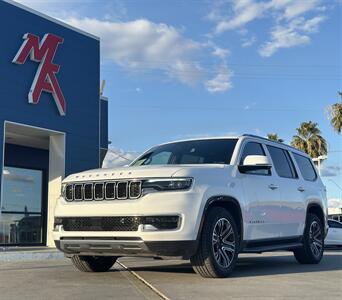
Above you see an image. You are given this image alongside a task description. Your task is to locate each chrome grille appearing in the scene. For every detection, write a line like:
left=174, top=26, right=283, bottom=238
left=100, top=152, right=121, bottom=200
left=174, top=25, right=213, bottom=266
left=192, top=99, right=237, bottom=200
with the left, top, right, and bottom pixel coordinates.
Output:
left=64, top=180, right=142, bottom=202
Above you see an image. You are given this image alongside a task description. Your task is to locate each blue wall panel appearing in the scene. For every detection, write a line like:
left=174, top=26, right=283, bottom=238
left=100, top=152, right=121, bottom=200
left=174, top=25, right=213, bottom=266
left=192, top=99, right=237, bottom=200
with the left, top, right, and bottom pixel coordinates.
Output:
left=100, top=99, right=108, bottom=149
left=0, top=1, right=106, bottom=177
left=4, top=144, right=49, bottom=170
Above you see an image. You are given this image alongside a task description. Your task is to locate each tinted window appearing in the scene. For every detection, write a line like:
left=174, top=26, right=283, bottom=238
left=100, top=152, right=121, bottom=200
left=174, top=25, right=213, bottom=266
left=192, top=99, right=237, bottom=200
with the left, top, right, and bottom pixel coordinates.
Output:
left=267, top=146, right=297, bottom=178
left=293, top=153, right=317, bottom=181
left=240, top=142, right=269, bottom=175
left=132, top=139, right=238, bottom=166
left=148, top=151, right=172, bottom=165
left=240, top=142, right=266, bottom=164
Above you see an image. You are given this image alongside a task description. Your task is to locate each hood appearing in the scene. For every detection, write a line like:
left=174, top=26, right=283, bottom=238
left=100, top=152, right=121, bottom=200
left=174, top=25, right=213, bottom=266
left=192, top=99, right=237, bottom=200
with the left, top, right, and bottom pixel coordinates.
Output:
left=63, top=164, right=226, bottom=183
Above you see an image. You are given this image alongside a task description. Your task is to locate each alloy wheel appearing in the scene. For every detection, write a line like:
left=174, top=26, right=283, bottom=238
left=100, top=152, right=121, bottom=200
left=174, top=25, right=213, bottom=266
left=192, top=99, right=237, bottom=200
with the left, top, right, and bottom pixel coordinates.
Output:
left=309, top=220, right=323, bottom=258
left=212, top=218, right=236, bottom=268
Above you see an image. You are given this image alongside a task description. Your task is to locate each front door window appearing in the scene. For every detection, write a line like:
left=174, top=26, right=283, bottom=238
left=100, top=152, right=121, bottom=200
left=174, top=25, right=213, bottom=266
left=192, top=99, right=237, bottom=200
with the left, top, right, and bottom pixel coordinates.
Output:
left=0, top=167, right=44, bottom=245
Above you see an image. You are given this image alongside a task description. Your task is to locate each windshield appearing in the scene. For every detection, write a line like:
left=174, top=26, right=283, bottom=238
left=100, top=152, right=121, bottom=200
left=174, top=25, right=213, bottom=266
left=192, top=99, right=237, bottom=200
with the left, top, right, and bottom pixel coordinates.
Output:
left=132, top=139, right=238, bottom=166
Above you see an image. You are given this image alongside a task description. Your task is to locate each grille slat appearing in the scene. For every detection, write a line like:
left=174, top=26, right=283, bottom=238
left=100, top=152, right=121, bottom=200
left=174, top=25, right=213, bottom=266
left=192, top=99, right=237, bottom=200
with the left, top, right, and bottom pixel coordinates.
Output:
left=129, top=181, right=142, bottom=199
left=105, top=182, right=115, bottom=200
left=94, top=183, right=104, bottom=200
left=64, top=181, right=142, bottom=202
left=117, top=182, right=128, bottom=199
left=74, top=184, right=83, bottom=201
left=84, top=184, right=93, bottom=201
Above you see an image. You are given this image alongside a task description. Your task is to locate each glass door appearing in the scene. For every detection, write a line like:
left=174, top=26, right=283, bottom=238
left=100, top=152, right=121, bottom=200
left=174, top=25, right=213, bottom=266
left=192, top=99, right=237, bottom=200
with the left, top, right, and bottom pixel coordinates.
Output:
left=0, top=167, right=45, bottom=245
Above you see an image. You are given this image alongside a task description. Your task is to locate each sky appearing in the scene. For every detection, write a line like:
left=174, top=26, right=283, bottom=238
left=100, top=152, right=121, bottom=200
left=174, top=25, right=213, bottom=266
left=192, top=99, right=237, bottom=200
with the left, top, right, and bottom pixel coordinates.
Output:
left=13, top=0, right=342, bottom=206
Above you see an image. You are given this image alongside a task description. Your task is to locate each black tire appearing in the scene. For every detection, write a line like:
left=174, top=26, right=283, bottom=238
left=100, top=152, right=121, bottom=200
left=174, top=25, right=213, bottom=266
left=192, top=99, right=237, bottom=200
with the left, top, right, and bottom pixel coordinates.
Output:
left=294, top=213, right=324, bottom=264
left=190, top=207, right=239, bottom=278
left=71, top=255, right=118, bottom=272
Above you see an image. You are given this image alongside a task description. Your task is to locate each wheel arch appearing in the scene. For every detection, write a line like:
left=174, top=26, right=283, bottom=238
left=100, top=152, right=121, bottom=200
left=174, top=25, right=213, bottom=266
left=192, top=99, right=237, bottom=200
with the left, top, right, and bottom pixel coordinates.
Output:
left=197, top=195, right=244, bottom=245
left=306, top=202, right=325, bottom=229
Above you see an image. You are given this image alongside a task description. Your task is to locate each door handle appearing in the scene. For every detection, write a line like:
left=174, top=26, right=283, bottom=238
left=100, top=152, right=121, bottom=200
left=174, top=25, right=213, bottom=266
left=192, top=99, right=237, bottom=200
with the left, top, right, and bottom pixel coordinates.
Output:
left=268, top=184, right=279, bottom=190
left=297, top=187, right=305, bottom=192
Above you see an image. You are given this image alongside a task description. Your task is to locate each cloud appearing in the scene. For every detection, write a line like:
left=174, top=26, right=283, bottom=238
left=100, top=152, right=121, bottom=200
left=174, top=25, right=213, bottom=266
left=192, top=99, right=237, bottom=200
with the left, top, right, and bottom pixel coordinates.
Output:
left=205, top=64, right=233, bottom=93
left=208, top=0, right=327, bottom=56
left=65, top=17, right=235, bottom=92
left=259, top=16, right=325, bottom=57
left=211, top=45, right=230, bottom=59
left=270, top=0, right=321, bottom=20
left=241, top=36, right=257, bottom=47
left=66, top=18, right=203, bottom=85
left=16, top=0, right=234, bottom=93
left=215, top=0, right=267, bottom=33
left=321, top=165, right=341, bottom=177
left=103, top=148, right=139, bottom=168
left=328, top=198, right=342, bottom=209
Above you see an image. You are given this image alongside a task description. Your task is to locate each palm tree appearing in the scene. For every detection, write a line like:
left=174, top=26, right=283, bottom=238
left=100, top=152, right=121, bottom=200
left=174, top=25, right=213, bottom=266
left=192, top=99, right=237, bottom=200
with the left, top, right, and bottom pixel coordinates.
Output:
left=328, top=92, right=342, bottom=134
left=267, top=133, right=284, bottom=143
left=291, top=121, right=327, bottom=158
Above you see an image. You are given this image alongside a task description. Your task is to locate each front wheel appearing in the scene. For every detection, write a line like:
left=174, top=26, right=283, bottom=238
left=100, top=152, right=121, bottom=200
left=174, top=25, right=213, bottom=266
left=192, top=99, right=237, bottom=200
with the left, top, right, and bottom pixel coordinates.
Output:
left=71, top=255, right=118, bottom=272
left=190, top=207, right=239, bottom=278
left=294, top=213, right=324, bottom=264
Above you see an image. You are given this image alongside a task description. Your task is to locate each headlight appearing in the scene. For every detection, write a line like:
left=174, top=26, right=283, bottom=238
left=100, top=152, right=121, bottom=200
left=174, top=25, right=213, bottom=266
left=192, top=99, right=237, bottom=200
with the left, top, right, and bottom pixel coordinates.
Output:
left=142, top=178, right=193, bottom=192
left=61, top=183, right=66, bottom=197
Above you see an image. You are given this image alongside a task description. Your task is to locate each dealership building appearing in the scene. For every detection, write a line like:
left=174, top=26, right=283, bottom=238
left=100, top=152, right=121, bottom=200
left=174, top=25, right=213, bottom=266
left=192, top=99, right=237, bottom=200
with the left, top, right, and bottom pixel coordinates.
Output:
left=0, top=1, right=108, bottom=247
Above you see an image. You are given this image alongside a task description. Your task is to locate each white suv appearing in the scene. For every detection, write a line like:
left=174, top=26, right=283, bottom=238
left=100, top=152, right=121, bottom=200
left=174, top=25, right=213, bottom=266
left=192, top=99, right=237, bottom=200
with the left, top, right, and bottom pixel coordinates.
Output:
left=53, top=135, right=328, bottom=278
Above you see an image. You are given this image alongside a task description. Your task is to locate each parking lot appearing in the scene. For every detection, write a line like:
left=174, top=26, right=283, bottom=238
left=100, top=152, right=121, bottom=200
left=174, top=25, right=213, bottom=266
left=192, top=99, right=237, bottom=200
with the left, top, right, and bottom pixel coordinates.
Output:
left=0, top=250, right=341, bottom=300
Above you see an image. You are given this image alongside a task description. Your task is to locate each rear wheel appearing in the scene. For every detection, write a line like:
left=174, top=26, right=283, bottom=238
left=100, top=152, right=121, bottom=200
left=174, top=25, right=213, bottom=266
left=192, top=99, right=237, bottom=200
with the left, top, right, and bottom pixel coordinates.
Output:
left=71, top=255, right=118, bottom=272
left=294, top=213, right=324, bottom=264
left=190, top=207, right=239, bottom=278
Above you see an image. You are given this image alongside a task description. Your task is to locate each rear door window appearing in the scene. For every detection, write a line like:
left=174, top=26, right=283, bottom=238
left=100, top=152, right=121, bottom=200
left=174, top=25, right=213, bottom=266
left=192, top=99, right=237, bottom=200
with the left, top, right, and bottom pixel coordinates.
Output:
left=292, top=153, right=317, bottom=181
left=267, top=146, right=297, bottom=179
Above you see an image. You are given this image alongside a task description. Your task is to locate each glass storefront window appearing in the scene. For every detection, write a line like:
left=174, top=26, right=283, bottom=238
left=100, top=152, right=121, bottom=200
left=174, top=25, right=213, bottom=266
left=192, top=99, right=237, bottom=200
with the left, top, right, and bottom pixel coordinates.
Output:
left=0, top=214, right=42, bottom=244
left=0, top=167, right=44, bottom=245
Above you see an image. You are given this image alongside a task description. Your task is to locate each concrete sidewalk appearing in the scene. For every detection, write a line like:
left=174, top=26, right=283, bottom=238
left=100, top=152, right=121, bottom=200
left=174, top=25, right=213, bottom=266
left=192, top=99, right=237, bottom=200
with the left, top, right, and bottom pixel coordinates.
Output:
left=0, top=247, right=63, bottom=262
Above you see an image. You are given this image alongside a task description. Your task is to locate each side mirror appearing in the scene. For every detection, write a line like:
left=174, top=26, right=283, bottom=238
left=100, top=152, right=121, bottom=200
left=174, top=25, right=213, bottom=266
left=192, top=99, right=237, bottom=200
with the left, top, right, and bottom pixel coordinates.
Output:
left=238, top=155, right=272, bottom=173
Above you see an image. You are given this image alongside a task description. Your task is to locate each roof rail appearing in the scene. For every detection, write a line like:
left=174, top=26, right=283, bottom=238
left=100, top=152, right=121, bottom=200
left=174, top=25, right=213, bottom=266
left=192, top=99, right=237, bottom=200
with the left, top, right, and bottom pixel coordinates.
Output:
left=241, top=134, right=306, bottom=154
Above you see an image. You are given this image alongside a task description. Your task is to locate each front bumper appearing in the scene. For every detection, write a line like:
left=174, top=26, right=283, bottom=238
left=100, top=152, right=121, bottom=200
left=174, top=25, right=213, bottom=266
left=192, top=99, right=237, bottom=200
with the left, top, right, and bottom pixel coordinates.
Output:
left=53, top=189, right=204, bottom=242
left=55, top=238, right=197, bottom=259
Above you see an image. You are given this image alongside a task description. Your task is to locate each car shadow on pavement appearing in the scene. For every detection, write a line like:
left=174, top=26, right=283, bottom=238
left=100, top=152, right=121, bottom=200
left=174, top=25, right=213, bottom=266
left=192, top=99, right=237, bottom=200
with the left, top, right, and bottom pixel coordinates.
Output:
left=127, top=251, right=342, bottom=278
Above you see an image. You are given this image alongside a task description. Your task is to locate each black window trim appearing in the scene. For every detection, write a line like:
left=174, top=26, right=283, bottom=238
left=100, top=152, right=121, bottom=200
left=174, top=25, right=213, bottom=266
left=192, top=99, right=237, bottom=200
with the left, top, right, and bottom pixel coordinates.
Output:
left=292, top=152, right=318, bottom=182
left=284, top=150, right=299, bottom=179
left=238, top=140, right=272, bottom=176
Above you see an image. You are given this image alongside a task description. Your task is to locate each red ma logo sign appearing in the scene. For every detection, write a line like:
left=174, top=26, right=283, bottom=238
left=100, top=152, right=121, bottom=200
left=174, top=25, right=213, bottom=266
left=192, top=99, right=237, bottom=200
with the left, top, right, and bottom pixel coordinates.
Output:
left=13, top=33, right=66, bottom=116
